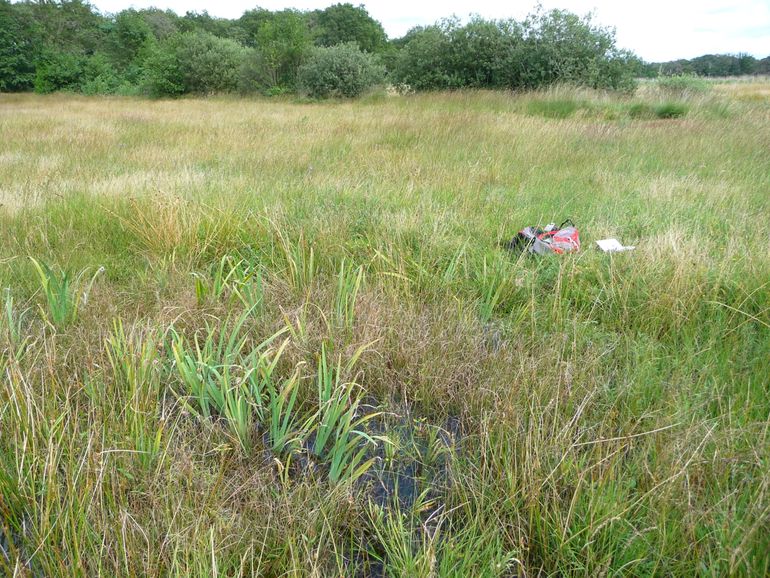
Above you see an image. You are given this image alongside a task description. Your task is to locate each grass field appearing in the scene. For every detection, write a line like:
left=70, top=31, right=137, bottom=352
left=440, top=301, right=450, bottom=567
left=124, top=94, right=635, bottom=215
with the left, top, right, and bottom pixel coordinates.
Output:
left=1, top=84, right=769, bottom=576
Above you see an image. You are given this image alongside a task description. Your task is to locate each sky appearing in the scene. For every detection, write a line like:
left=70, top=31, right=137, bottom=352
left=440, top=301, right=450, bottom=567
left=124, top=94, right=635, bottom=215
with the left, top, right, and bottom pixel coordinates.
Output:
left=89, top=0, right=770, bottom=62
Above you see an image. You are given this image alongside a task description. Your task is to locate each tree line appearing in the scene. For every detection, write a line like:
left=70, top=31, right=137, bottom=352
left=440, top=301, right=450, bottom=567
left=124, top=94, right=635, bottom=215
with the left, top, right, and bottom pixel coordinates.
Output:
left=1, top=1, right=767, bottom=99
left=647, top=54, right=770, bottom=78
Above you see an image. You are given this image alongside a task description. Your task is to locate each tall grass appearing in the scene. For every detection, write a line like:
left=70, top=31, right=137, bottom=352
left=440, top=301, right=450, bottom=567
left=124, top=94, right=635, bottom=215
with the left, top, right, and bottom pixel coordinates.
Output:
left=169, top=313, right=383, bottom=477
left=277, top=230, right=316, bottom=293
left=264, top=366, right=310, bottom=454
left=314, top=343, right=383, bottom=484
left=193, top=254, right=242, bottom=305
left=29, top=258, right=103, bottom=328
left=656, top=74, right=711, bottom=97
left=105, top=320, right=164, bottom=470
left=477, top=257, right=511, bottom=323
left=1, top=289, right=28, bottom=357
left=0, top=87, right=768, bottom=575
left=334, top=259, right=364, bottom=331
left=170, top=309, right=287, bottom=450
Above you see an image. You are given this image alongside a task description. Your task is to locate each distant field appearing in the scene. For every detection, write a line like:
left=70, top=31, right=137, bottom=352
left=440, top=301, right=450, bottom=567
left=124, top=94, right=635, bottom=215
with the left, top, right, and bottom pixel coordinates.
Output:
left=1, top=85, right=769, bottom=576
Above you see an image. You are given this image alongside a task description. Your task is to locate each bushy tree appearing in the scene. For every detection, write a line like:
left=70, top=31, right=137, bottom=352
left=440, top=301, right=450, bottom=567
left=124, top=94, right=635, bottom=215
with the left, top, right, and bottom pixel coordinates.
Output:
left=235, top=9, right=312, bottom=89
left=25, top=0, right=106, bottom=56
left=143, top=31, right=245, bottom=97
left=393, top=18, right=518, bottom=90
left=34, top=51, right=84, bottom=93
left=236, top=8, right=276, bottom=48
left=178, top=32, right=244, bottom=93
left=5, top=0, right=107, bottom=93
left=253, top=10, right=311, bottom=89
left=391, top=24, right=456, bottom=90
left=2, top=2, right=656, bottom=97
left=0, top=0, right=38, bottom=91
left=393, top=9, right=636, bottom=92
left=592, top=50, right=640, bottom=91
left=298, top=42, right=384, bottom=98
left=656, top=53, right=762, bottom=78
left=310, top=3, right=387, bottom=53
left=236, top=49, right=281, bottom=95
left=142, top=40, right=185, bottom=97
left=178, top=10, right=236, bottom=39
left=138, top=9, right=180, bottom=41
left=511, top=8, right=633, bottom=90
left=444, top=17, right=519, bottom=88
left=80, top=52, right=125, bottom=95
left=107, top=10, right=154, bottom=69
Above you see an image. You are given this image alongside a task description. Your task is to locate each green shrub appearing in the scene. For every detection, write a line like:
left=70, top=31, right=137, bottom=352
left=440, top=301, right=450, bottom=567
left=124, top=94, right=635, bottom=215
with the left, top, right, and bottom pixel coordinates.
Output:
left=657, top=74, right=710, bottom=97
left=391, top=25, right=458, bottom=90
left=143, top=31, right=246, bottom=97
left=237, top=48, right=283, bottom=94
left=628, top=102, right=656, bottom=119
left=654, top=101, right=688, bottom=119
left=527, top=98, right=582, bottom=119
left=142, top=40, right=185, bottom=97
left=80, top=53, right=124, bottom=95
left=392, top=18, right=516, bottom=90
left=392, top=10, right=636, bottom=92
left=312, top=3, right=387, bottom=53
left=251, top=9, right=312, bottom=90
left=176, top=32, right=245, bottom=94
left=297, top=42, right=385, bottom=99
left=0, top=1, right=38, bottom=92
left=512, top=9, right=637, bottom=91
left=264, top=85, right=291, bottom=97
left=34, top=52, right=84, bottom=93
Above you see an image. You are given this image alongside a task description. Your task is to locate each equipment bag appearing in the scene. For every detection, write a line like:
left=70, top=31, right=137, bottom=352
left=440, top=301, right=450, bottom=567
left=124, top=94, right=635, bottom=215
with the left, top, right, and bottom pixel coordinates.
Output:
left=505, top=219, right=580, bottom=255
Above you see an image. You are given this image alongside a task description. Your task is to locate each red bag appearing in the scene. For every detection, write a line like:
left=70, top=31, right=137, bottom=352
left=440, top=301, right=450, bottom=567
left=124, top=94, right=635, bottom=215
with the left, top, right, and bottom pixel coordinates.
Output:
left=536, top=225, right=580, bottom=254
left=505, top=220, right=580, bottom=255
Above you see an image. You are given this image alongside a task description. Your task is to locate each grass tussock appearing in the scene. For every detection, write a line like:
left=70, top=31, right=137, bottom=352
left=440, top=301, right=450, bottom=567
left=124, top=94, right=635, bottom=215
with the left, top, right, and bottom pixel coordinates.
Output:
left=0, top=84, right=769, bottom=576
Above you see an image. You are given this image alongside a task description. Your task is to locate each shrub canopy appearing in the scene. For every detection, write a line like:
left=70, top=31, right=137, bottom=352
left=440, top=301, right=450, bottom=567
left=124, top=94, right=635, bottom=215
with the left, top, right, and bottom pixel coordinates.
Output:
left=2, top=0, right=764, bottom=98
left=298, top=42, right=384, bottom=98
left=392, top=11, right=638, bottom=92
left=310, top=3, right=387, bottom=53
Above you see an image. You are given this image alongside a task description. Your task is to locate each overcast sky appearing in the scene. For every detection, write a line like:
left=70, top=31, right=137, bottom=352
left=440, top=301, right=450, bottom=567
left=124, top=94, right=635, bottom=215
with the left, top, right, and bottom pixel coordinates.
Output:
left=89, top=0, right=770, bottom=62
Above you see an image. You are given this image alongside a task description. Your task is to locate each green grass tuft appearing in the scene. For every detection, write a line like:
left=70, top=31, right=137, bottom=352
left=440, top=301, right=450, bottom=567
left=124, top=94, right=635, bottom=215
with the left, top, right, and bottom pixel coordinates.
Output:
left=655, top=101, right=689, bottom=118
left=29, top=258, right=103, bottom=328
left=526, top=98, right=583, bottom=119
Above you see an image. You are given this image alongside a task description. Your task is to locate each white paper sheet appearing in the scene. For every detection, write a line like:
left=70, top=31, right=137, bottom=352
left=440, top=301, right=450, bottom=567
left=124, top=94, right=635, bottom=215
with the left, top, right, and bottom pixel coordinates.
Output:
left=596, top=238, right=635, bottom=253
